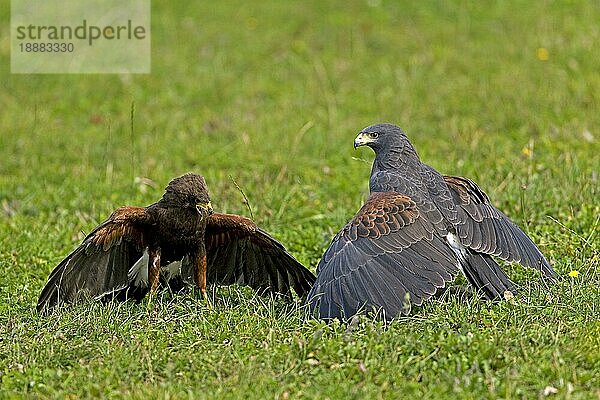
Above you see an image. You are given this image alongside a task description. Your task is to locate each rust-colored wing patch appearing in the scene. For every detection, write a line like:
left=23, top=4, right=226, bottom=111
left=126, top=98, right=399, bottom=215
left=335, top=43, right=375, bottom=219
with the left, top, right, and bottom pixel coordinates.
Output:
left=344, top=192, right=419, bottom=240
left=90, top=206, right=149, bottom=249
left=204, top=213, right=257, bottom=248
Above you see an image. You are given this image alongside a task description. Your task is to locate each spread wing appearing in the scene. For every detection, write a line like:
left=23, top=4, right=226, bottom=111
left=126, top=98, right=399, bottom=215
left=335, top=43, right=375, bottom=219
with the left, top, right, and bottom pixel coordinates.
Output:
left=443, top=176, right=555, bottom=277
left=196, top=213, right=315, bottom=297
left=306, top=192, right=459, bottom=321
left=37, top=207, right=151, bottom=311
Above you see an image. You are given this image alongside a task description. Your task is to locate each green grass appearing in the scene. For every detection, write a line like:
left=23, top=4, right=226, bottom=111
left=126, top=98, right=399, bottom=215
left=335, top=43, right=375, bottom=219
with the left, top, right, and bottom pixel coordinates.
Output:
left=1, top=0, right=599, bottom=398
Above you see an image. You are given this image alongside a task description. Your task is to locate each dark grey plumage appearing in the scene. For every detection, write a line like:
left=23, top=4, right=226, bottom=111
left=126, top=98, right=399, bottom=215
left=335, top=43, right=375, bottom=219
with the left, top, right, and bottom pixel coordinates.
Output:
left=306, top=123, right=555, bottom=321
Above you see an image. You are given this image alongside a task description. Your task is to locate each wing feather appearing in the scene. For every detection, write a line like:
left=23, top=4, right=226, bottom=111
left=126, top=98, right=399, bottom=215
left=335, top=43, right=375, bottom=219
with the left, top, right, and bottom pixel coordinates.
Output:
left=444, top=176, right=554, bottom=276
left=37, top=207, right=151, bottom=311
left=202, top=213, right=315, bottom=297
left=306, top=192, right=459, bottom=321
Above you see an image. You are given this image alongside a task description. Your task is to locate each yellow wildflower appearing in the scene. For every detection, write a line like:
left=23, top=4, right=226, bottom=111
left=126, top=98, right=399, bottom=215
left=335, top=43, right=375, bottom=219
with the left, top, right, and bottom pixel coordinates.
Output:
left=537, top=47, right=549, bottom=61
left=568, top=270, right=580, bottom=278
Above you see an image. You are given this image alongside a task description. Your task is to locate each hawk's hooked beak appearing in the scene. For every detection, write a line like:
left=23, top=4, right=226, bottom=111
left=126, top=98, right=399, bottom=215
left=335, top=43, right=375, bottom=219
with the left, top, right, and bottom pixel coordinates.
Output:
left=196, top=201, right=213, bottom=215
left=354, top=131, right=375, bottom=149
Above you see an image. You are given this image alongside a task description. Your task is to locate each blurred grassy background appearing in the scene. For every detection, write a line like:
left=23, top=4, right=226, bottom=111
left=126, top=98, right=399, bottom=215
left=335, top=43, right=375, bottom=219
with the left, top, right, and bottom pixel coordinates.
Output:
left=0, top=1, right=598, bottom=398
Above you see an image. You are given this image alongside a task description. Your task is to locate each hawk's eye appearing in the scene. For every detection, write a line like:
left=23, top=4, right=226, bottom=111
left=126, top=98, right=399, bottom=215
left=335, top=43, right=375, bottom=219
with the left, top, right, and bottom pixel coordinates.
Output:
left=370, top=132, right=379, bottom=138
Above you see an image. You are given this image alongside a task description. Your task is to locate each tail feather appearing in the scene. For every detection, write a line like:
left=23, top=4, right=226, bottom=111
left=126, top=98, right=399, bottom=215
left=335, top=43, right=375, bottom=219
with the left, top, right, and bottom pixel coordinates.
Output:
left=462, top=251, right=517, bottom=300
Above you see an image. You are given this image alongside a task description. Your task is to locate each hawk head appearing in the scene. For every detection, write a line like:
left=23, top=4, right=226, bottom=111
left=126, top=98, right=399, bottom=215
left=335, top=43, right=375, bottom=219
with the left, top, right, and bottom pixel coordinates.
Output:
left=161, top=173, right=213, bottom=215
left=354, top=123, right=408, bottom=153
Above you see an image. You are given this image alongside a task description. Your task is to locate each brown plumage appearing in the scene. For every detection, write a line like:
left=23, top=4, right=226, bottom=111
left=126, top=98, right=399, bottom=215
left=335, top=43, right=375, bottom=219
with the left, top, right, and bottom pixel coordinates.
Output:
left=37, top=173, right=315, bottom=312
left=306, top=123, right=555, bottom=321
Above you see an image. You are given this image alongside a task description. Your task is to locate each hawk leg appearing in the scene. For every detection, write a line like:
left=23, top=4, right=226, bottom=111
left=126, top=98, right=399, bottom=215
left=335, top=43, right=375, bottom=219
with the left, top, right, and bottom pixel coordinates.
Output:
left=194, top=253, right=208, bottom=298
left=148, top=247, right=161, bottom=292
